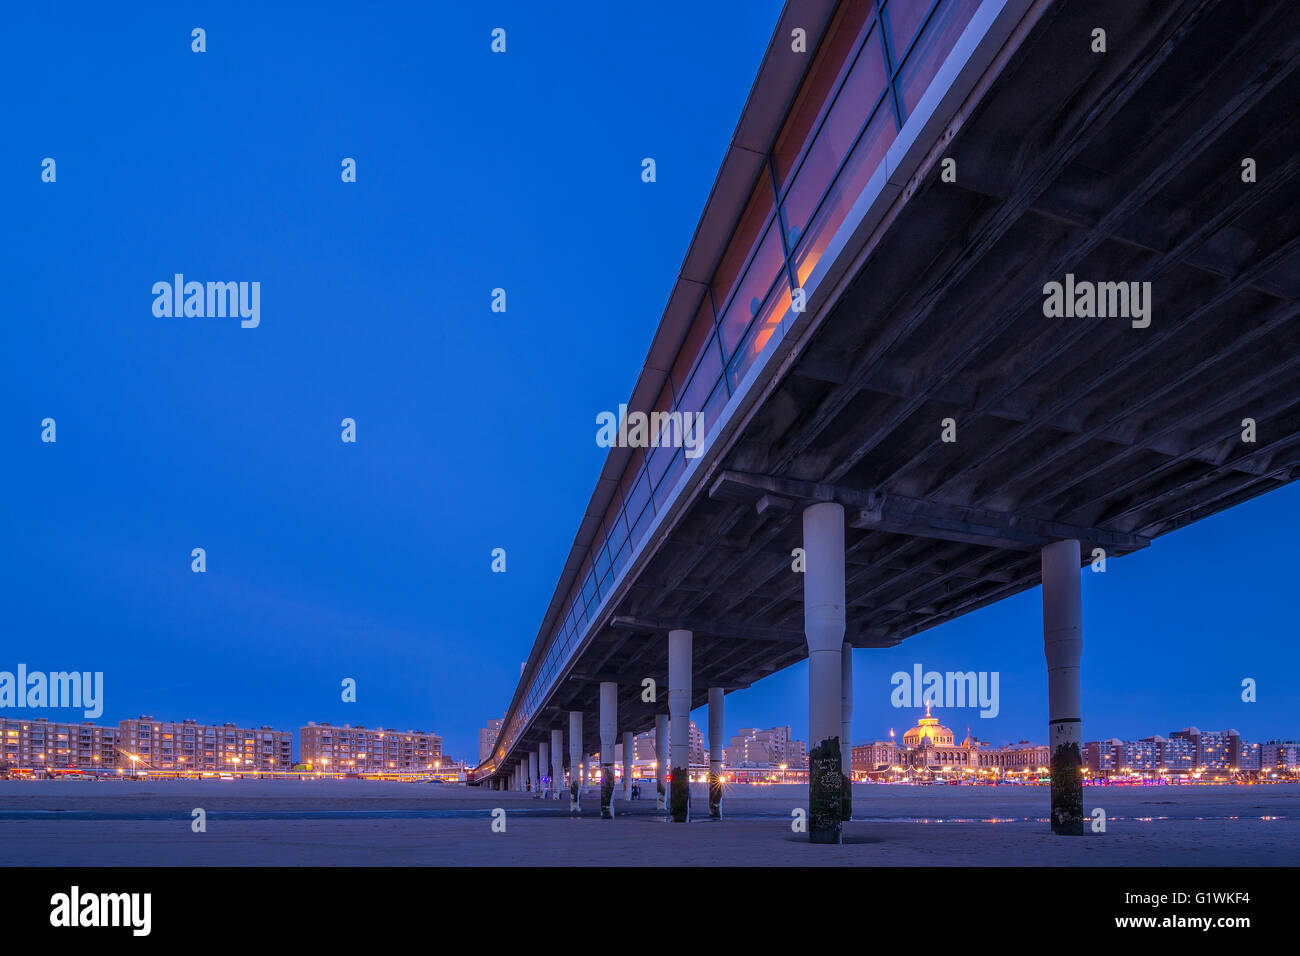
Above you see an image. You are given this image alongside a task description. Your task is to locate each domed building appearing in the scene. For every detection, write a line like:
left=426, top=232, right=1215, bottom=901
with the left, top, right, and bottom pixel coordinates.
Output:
left=852, top=706, right=976, bottom=777
left=851, top=704, right=1051, bottom=780
left=903, top=704, right=955, bottom=748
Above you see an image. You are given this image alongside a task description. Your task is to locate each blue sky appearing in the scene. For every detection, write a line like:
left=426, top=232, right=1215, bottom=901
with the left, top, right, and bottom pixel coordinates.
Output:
left=3, top=2, right=1296, bottom=763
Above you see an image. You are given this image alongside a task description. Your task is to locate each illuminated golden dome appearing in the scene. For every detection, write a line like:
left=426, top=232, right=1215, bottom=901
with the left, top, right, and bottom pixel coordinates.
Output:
left=903, top=704, right=955, bottom=747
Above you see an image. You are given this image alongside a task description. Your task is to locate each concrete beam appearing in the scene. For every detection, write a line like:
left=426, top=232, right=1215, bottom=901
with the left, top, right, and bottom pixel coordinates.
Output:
left=711, top=470, right=1149, bottom=553
left=612, top=615, right=802, bottom=647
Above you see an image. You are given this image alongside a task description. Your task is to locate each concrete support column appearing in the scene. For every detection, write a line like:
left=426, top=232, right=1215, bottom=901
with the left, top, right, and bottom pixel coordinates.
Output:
left=568, top=711, right=583, bottom=812
left=1043, top=538, right=1084, bottom=835
left=804, top=502, right=846, bottom=844
left=708, top=687, right=724, bottom=819
left=668, top=629, right=693, bottom=822
left=599, top=682, right=618, bottom=819
left=538, top=741, right=550, bottom=797
left=513, top=763, right=520, bottom=791
left=654, top=714, right=669, bottom=810
left=528, top=751, right=538, bottom=793
left=841, top=641, right=853, bottom=821
left=622, top=731, right=633, bottom=801
left=551, top=728, right=564, bottom=801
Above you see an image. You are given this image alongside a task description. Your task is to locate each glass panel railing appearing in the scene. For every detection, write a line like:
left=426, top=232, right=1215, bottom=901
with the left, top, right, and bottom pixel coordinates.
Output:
left=676, top=332, right=723, bottom=415
left=711, top=181, right=776, bottom=318
left=882, top=0, right=937, bottom=68
left=780, top=24, right=889, bottom=248
left=726, top=281, right=793, bottom=392
left=774, top=1, right=881, bottom=192
left=897, top=0, right=981, bottom=115
left=793, top=104, right=897, bottom=288
left=718, top=221, right=786, bottom=359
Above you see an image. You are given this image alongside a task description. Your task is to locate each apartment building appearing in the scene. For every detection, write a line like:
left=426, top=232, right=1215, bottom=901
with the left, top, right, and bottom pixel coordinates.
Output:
left=1262, top=740, right=1300, bottom=771
left=300, top=723, right=443, bottom=772
left=117, top=717, right=293, bottom=772
left=479, top=718, right=503, bottom=763
left=1170, top=727, right=1241, bottom=773
left=724, top=726, right=809, bottom=769
left=0, top=718, right=118, bottom=771
left=1084, top=739, right=1121, bottom=773
left=1149, top=734, right=1195, bottom=771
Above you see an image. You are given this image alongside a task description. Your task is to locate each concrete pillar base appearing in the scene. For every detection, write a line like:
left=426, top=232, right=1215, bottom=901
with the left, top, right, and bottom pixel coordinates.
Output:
left=841, top=641, right=853, bottom=823
left=622, top=731, right=633, bottom=802
left=600, top=766, right=615, bottom=819
left=670, top=769, right=690, bottom=823
left=655, top=714, right=669, bottom=811
left=668, top=629, right=693, bottom=823
left=809, top=736, right=844, bottom=845
left=568, top=711, right=583, bottom=813
left=1050, top=734, right=1084, bottom=835
left=539, top=743, right=550, bottom=798
left=1043, top=538, right=1084, bottom=836
left=707, top=686, right=724, bottom=820
left=804, top=502, right=846, bottom=845
left=599, top=682, right=617, bottom=820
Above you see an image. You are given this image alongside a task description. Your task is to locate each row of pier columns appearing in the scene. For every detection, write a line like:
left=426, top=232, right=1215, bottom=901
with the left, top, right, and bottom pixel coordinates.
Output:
left=497, top=503, right=1085, bottom=841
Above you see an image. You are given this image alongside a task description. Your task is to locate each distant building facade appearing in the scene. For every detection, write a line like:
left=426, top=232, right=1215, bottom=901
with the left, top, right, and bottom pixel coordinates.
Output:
left=118, top=717, right=293, bottom=772
left=1238, top=741, right=1261, bottom=772
left=300, top=722, right=442, bottom=772
left=724, top=726, right=808, bottom=769
left=1078, top=730, right=1283, bottom=777
left=1170, top=726, right=1241, bottom=773
left=1262, top=740, right=1300, bottom=771
left=850, top=707, right=1048, bottom=778
left=1084, top=739, right=1120, bottom=773
left=0, top=718, right=118, bottom=771
left=479, top=718, right=503, bottom=763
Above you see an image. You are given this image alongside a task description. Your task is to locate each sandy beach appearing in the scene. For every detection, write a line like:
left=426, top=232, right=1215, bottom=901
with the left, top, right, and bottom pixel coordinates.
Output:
left=2, top=780, right=1295, bottom=866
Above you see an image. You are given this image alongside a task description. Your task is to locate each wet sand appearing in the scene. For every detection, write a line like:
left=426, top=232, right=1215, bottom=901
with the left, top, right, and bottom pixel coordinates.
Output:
left=2, top=780, right=1295, bottom=866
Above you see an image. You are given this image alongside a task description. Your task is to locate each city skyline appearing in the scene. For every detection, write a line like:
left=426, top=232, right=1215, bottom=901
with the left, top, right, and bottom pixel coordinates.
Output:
left=7, top=477, right=1299, bottom=761
left=6, top=0, right=1299, bottom=777
left=5, top=681, right=1297, bottom=772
